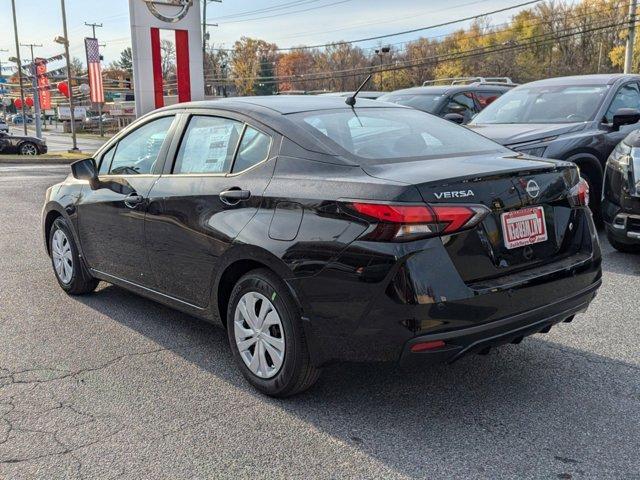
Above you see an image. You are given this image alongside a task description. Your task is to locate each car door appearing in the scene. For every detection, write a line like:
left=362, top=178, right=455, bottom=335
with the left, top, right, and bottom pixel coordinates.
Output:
left=603, top=82, right=640, bottom=152
left=144, top=112, right=278, bottom=307
left=76, top=114, right=178, bottom=285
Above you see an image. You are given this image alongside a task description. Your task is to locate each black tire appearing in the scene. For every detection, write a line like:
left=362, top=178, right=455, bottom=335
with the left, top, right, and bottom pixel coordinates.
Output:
left=607, top=231, right=640, bottom=253
left=49, top=217, right=99, bottom=295
left=19, top=141, right=38, bottom=156
left=227, top=268, right=320, bottom=397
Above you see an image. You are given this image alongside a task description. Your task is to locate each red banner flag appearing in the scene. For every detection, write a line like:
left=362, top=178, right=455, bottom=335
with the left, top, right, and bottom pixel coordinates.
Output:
left=85, top=37, right=104, bottom=103
left=35, top=58, right=51, bottom=110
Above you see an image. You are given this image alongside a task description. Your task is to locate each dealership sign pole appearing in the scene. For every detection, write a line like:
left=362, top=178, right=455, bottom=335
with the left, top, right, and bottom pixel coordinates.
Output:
left=129, top=0, right=205, bottom=116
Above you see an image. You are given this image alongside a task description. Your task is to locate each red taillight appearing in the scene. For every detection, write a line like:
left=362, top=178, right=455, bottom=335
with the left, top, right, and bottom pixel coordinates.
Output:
left=350, top=203, right=435, bottom=223
left=347, top=202, right=489, bottom=241
left=569, top=178, right=589, bottom=207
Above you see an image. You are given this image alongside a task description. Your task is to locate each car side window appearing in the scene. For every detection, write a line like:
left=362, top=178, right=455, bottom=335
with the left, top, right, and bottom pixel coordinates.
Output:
left=173, top=116, right=244, bottom=174
left=445, top=92, right=476, bottom=120
left=107, top=116, right=174, bottom=175
left=232, top=126, right=271, bottom=173
left=605, top=83, right=640, bottom=123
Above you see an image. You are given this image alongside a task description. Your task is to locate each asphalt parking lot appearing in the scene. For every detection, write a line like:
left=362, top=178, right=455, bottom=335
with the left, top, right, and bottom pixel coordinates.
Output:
left=0, top=163, right=638, bottom=479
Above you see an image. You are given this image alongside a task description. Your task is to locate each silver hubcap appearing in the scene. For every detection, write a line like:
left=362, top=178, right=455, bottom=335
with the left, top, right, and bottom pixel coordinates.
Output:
left=21, top=143, right=37, bottom=155
left=234, top=291, right=285, bottom=379
left=51, top=229, right=73, bottom=284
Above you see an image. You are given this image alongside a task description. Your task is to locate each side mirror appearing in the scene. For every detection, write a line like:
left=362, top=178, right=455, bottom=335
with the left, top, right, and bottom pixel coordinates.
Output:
left=612, top=108, right=640, bottom=131
left=444, top=113, right=465, bottom=124
left=71, top=158, right=99, bottom=190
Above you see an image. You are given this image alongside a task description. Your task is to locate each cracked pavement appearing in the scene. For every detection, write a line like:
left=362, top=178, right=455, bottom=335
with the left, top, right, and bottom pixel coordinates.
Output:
left=0, top=163, right=639, bottom=479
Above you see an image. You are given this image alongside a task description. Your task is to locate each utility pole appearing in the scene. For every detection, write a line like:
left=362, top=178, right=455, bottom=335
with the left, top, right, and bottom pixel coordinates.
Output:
left=21, top=43, right=43, bottom=139
left=10, top=0, right=28, bottom=135
left=59, top=0, right=79, bottom=151
left=625, top=0, right=637, bottom=74
left=202, top=0, right=221, bottom=87
left=85, top=21, right=104, bottom=137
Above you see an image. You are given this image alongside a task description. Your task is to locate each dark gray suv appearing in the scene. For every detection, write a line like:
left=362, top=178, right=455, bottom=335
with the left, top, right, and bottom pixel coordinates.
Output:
left=468, top=74, right=640, bottom=216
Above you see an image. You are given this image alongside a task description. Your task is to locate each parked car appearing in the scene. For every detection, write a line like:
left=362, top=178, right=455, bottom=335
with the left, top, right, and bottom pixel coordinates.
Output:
left=42, top=96, right=601, bottom=397
left=0, top=119, right=8, bottom=133
left=11, top=114, right=33, bottom=125
left=378, top=77, right=515, bottom=124
left=0, top=131, right=47, bottom=155
left=84, top=114, right=116, bottom=127
left=468, top=74, right=640, bottom=218
left=602, top=131, right=640, bottom=252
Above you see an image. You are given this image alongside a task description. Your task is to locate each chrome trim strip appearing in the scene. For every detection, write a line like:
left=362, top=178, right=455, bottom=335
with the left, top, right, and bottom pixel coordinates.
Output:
left=90, top=269, right=205, bottom=310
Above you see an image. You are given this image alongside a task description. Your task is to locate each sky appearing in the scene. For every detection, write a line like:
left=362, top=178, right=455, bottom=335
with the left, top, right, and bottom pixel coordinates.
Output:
left=0, top=0, right=534, bottom=70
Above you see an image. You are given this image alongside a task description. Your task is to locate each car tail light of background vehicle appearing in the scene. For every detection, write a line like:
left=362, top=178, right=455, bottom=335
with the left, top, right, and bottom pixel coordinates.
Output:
left=346, top=202, right=491, bottom=241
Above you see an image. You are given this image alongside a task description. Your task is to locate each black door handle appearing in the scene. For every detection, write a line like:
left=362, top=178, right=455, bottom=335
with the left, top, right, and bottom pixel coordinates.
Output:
left=220, top=188, right=251, bottom=205
left=124, top=193, right=144, bottom=209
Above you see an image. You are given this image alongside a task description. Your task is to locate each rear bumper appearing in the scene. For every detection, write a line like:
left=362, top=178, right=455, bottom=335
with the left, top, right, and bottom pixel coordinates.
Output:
left=400, top=279, right=600, bottom=365
left=291, top=210, right=601, bottom=367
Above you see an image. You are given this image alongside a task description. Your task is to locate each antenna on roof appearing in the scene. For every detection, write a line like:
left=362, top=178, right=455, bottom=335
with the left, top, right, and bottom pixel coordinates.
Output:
left=345, top=74, right=372, bottom=107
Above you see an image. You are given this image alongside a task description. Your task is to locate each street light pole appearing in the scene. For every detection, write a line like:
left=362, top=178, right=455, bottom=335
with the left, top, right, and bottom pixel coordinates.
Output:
left=85, top=21, right=104, bottom=137
left=625, top=0, right=637, bottom=73
left=60, top=0, right=78, bottom=151
left=21, top=43, right=43, bottom=139
left=10, top=0, right=28, bottom=135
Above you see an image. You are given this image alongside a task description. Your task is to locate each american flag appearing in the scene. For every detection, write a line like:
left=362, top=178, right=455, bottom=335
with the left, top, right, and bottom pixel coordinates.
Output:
left=84, top=37, right=104, bottom=103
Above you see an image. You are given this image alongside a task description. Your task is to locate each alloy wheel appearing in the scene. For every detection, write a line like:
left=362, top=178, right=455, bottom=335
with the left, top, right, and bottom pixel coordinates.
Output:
left=234, top=291, right=285, bottom=379
left=51, top=229, right=73, bottom=284
left=20, top=143, right=37, bottom=155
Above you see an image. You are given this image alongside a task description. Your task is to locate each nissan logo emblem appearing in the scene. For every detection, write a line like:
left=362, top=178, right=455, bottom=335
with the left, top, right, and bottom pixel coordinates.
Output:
left=143, top=0, right=193, bottom=23
left=525, top=180, right=540, bottom=199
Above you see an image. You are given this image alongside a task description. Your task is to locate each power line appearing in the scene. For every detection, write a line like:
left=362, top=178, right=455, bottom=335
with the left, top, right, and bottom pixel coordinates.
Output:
left=204, top=4, right=627, bottom=82
left=211, top=0, right=326, bottom=20
left=208, top=16, right=632, bottom=85
left=217, top=0, right=356, bottom=24
left=250, top=0, right=545, bottom=51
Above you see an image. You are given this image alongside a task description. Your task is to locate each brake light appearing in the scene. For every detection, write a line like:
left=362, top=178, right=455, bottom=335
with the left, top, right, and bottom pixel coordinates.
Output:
left=569, top=178, right=589, bottom=207
left=347, top=202, right=490, bottom=241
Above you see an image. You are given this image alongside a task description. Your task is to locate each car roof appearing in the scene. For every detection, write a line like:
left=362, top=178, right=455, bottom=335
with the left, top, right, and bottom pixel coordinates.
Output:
left=380, top=84, right=511, bottom=96
left=160, top=95, right=394, bottom=115
left=520, top=74, right=640, bottom=87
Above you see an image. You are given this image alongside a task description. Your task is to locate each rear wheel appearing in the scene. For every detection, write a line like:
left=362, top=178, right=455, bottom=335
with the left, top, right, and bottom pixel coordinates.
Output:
left=49, top=217, right=99, bottom=294
left=607, top=231, right=640, bottom=253
left=227, top=269, right=320, bottom=397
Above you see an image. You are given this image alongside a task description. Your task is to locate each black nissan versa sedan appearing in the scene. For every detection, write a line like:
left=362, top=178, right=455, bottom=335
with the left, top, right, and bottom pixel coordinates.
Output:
left=602, top=131, right=640, bottom=252
left=468, top=74, right=640, bottom=218
left=42, top=96, right=602, bottom=396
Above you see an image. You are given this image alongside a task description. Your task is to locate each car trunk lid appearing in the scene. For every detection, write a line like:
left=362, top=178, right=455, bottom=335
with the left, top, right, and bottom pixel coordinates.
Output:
left=361, top=154, right=583, bottom=282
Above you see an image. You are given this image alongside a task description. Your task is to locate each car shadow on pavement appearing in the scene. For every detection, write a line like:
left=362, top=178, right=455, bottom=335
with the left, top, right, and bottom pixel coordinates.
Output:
left=73, top=283, right=640, bottom=479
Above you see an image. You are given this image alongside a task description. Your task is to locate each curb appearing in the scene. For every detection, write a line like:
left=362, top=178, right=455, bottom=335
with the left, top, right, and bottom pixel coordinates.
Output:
left=0, top=156, right=78, bottom=165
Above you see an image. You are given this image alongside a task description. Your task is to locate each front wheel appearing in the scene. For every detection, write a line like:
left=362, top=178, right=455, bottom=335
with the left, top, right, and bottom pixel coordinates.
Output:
left=49, top=217, right=99, bottom=295
left=227, top=269, right=320, bottom=397
left=19, top=142, right=38, bottom=155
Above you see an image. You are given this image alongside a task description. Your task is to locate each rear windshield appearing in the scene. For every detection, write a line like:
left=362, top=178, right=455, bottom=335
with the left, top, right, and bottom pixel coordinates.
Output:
left=289, top=107, right=506, bottom=161
left=472, top=84, right=609, bottom=124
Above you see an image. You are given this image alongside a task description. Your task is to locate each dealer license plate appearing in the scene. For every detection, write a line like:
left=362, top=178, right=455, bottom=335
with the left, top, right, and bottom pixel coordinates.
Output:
left=500, top=206, right=548, bottom=250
